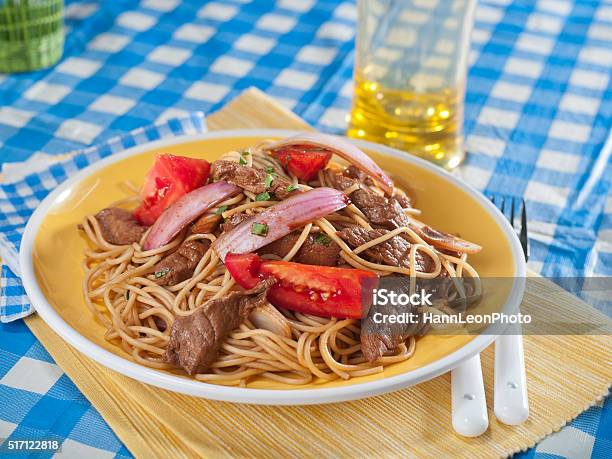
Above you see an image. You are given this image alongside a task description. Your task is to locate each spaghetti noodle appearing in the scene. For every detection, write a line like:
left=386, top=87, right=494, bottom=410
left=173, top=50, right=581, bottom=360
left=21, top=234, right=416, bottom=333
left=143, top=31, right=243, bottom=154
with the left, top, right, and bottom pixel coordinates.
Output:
left=80, top=138, right=480, bottom=386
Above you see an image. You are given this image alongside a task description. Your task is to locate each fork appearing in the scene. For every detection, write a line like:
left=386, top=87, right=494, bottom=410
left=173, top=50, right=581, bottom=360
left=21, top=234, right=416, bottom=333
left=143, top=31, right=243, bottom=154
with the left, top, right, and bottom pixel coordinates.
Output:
left=450, top=195, right=530, bottom=436
left=490, top=195, right=530, bottom=425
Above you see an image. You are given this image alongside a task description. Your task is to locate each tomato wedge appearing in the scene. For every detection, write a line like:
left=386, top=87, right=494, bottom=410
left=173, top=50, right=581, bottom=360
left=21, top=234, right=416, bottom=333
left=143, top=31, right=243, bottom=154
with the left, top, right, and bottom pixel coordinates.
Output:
left=134, top=154, right=211, bottom=225
left=225, top=253, right=377, bottom=319
left=271, top=145, right=332, bottom=182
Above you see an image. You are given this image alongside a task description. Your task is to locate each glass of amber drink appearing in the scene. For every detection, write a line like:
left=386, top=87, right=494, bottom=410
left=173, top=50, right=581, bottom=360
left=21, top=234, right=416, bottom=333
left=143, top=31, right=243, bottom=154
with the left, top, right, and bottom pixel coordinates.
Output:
left=347, top=0, right=476, bottom=169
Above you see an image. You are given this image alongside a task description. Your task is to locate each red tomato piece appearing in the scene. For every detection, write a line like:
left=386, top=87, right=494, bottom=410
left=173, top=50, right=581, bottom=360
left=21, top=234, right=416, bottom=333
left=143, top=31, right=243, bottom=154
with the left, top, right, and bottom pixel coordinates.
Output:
left=134, top=154, right=211, bottom=225
left=272, top=145, right=332, bottom=182
left=225, top=252, right=261, bottom=289
left=224, top=253, right=378, bottom=319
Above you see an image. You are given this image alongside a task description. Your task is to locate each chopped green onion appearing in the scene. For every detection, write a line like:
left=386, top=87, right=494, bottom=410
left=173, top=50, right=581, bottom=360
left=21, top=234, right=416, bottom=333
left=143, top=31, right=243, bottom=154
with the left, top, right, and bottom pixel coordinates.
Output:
left=264, top=173, right=274, bottom=189
left=255, top=192, right=271, bottom=201
left=265, top=166, right=274, bottom=173
left=215, top=205, right=228, bottom=215
left=241, top=150, right=250, bottom=156
left=286, top=184, right=299, bottom=192
left=251, top=222, right=269, bottom=236
left=239, top=156, right=248, bottom=165
left=154, top=268, right=170, bottom=278
left=314, top=233, right=332, bottom=245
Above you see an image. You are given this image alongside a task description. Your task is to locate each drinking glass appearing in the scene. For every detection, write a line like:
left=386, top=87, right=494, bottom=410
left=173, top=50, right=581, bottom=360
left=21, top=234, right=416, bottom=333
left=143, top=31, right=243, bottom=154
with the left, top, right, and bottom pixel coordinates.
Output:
left=347, top=0, right=477, bottom=169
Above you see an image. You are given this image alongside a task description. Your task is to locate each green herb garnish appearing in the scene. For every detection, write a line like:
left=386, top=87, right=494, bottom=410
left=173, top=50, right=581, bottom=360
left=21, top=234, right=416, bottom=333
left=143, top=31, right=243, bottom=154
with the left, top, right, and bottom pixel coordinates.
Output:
left=265, top=166, right=274, bottom=173
left=215, top=205, right=228, bottom=216
left=154, top=268, right=170, bottom=278
left=264, top=173, right=274, bottom=189
left=251, top=222, right=269, bottom=236
left=286, top=184, right=299, bottom=192
left=255, top=192, right=271, bottom=201
left=239, top=156, right=248, bottom=165
left=314, top=233, right=332, bottom=245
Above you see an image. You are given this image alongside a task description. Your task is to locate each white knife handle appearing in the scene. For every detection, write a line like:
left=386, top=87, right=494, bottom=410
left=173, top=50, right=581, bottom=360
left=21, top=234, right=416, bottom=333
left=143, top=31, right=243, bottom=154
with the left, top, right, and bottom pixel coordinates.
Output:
left=451, top=354, right=489, bottom=437
left=494, top=332, right=529, bottom=425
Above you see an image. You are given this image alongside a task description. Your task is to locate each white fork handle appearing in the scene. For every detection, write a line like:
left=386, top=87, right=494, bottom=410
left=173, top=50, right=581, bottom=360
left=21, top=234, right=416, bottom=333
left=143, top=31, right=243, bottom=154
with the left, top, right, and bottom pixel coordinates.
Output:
left=451, top=354, right=488, bottom=437
left=494, top=331, right=529, bottom=425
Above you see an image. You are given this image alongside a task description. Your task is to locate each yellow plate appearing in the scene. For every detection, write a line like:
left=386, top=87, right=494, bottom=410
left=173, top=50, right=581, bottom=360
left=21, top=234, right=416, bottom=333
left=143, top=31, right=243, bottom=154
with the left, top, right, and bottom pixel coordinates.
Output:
left=20, top=130, right=525, bottom=404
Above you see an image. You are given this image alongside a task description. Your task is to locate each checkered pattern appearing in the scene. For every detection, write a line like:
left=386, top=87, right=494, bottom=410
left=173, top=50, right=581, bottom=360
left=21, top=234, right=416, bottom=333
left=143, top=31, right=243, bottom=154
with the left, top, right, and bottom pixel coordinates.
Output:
left=0, top=0, right=610, bottom=457
left=1, top=113, right=207, bottom=322
left=0, top=320, right=131, bottom=458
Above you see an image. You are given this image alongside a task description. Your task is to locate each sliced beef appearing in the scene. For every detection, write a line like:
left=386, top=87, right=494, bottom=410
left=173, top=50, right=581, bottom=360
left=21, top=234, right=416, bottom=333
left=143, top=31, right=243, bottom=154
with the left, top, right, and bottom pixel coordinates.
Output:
left=321, top=169, right=358, bottom=192
left=321, top=170, right=408, bottom=229
left=154, top=239, right=210, bottom=287
left=351, top=190, right=408, bottom=229
left=394, top=192, right=412, bottom=209
left=213, top=160, right=297, bottom=200
left=361, top=313, right=426, bottom=362
left=360, top=274, right=425, bottom=362
left=94, top=207, right=147, bottom=245
left=220, top=212, right=251, bottom=232
left=337, top=227, right=434, bottom=273
left=343, top=165, right=374, bottom=186
left=261, top=232, right=340, bottom=266
left=360, top=311, right=420, bottom=362
left=360, top=272, right=434, bottom=362
left=221, top=211, right=340, bottom=266
left=164, top=280, right=273, bottom=375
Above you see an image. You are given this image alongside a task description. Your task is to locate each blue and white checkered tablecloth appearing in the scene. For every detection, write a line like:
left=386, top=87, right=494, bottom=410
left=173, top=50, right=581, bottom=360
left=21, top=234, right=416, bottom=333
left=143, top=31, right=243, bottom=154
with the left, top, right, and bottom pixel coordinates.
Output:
left=0, top=0, right=610, bottom=457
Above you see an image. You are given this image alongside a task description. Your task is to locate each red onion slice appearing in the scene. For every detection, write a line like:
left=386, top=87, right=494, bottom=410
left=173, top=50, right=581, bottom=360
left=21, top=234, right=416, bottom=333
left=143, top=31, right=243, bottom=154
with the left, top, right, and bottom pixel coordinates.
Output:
left=264, top=132, right=394, bottom=195
left=143, top=181, right=242, bottom=250
left=213, top=187, right=349, bottom=262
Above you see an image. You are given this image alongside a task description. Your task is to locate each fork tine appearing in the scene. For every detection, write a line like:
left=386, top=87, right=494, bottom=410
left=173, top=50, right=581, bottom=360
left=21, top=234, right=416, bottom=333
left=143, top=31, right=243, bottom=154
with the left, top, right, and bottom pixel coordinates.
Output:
left=520, top=199, right=529, bottom=261
left=489, top=193, right=529, bottom=262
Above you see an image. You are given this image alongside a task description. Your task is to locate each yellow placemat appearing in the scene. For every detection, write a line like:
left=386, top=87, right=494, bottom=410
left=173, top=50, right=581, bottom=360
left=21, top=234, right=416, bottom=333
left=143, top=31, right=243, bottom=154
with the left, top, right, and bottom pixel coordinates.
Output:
left=16, top=87, right=611, bottom=458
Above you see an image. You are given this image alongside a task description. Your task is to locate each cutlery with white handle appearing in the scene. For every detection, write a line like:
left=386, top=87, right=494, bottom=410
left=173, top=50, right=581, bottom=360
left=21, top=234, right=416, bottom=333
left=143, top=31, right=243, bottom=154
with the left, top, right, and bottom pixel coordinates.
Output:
left=490, top=195, right=529, bottom=425
left=451, top=354, right=489, bottom=437
left=494, top=330, right=529, bottom=424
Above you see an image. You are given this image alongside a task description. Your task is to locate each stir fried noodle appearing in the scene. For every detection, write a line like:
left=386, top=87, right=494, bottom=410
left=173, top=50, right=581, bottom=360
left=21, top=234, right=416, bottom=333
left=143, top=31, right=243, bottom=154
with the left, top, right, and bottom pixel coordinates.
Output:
left=81, top=140, right=480, bottom=386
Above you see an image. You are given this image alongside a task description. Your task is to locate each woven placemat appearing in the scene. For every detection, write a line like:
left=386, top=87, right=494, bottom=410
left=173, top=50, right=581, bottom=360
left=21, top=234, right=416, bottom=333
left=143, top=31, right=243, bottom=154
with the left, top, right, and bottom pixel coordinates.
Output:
left=23, top=88, right=611, bottom=458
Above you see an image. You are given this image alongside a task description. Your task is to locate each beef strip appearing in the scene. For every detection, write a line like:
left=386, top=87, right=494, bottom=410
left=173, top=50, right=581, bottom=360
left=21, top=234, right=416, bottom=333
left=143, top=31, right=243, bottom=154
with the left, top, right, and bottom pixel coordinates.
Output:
left=339, top=227, right=458, bottom=361
left=93, top=207, right=147, bottom=245
left=321, top=169, right=357, bottom=192
left=344, top=165, right=413, bottom=208
left=262, top=232, right=341, bottom=266
left=221, top=211, right=340, bottom=266
left=321, top=170, right=408, bottom=229
left=360, top=301, right=423, bottom=362
left=164, top=280, right=273, bottom=375
left=343, top=165, right=374, bottom=186
left=338, top=226, right=433, bottom=362
left=337, top=227, right=434, bottom=273
left=213, top=160, right=297, bottom=200
left=220, top=212, right=251, bottom=232
left=154, top=239, right=210, bottom=287
left=221, top=213, right=340, bottom=266
left=351, top=190, right=408, bottom=229
left=394, top=192, right=412, bottom=209
left=327, top=169, right=477, bottom=256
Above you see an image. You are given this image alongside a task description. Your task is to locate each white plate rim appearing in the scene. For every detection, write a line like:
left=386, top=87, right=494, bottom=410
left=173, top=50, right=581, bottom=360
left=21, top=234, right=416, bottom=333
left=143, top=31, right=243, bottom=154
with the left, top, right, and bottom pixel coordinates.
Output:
left=19, top=128, right=526, bottom=405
